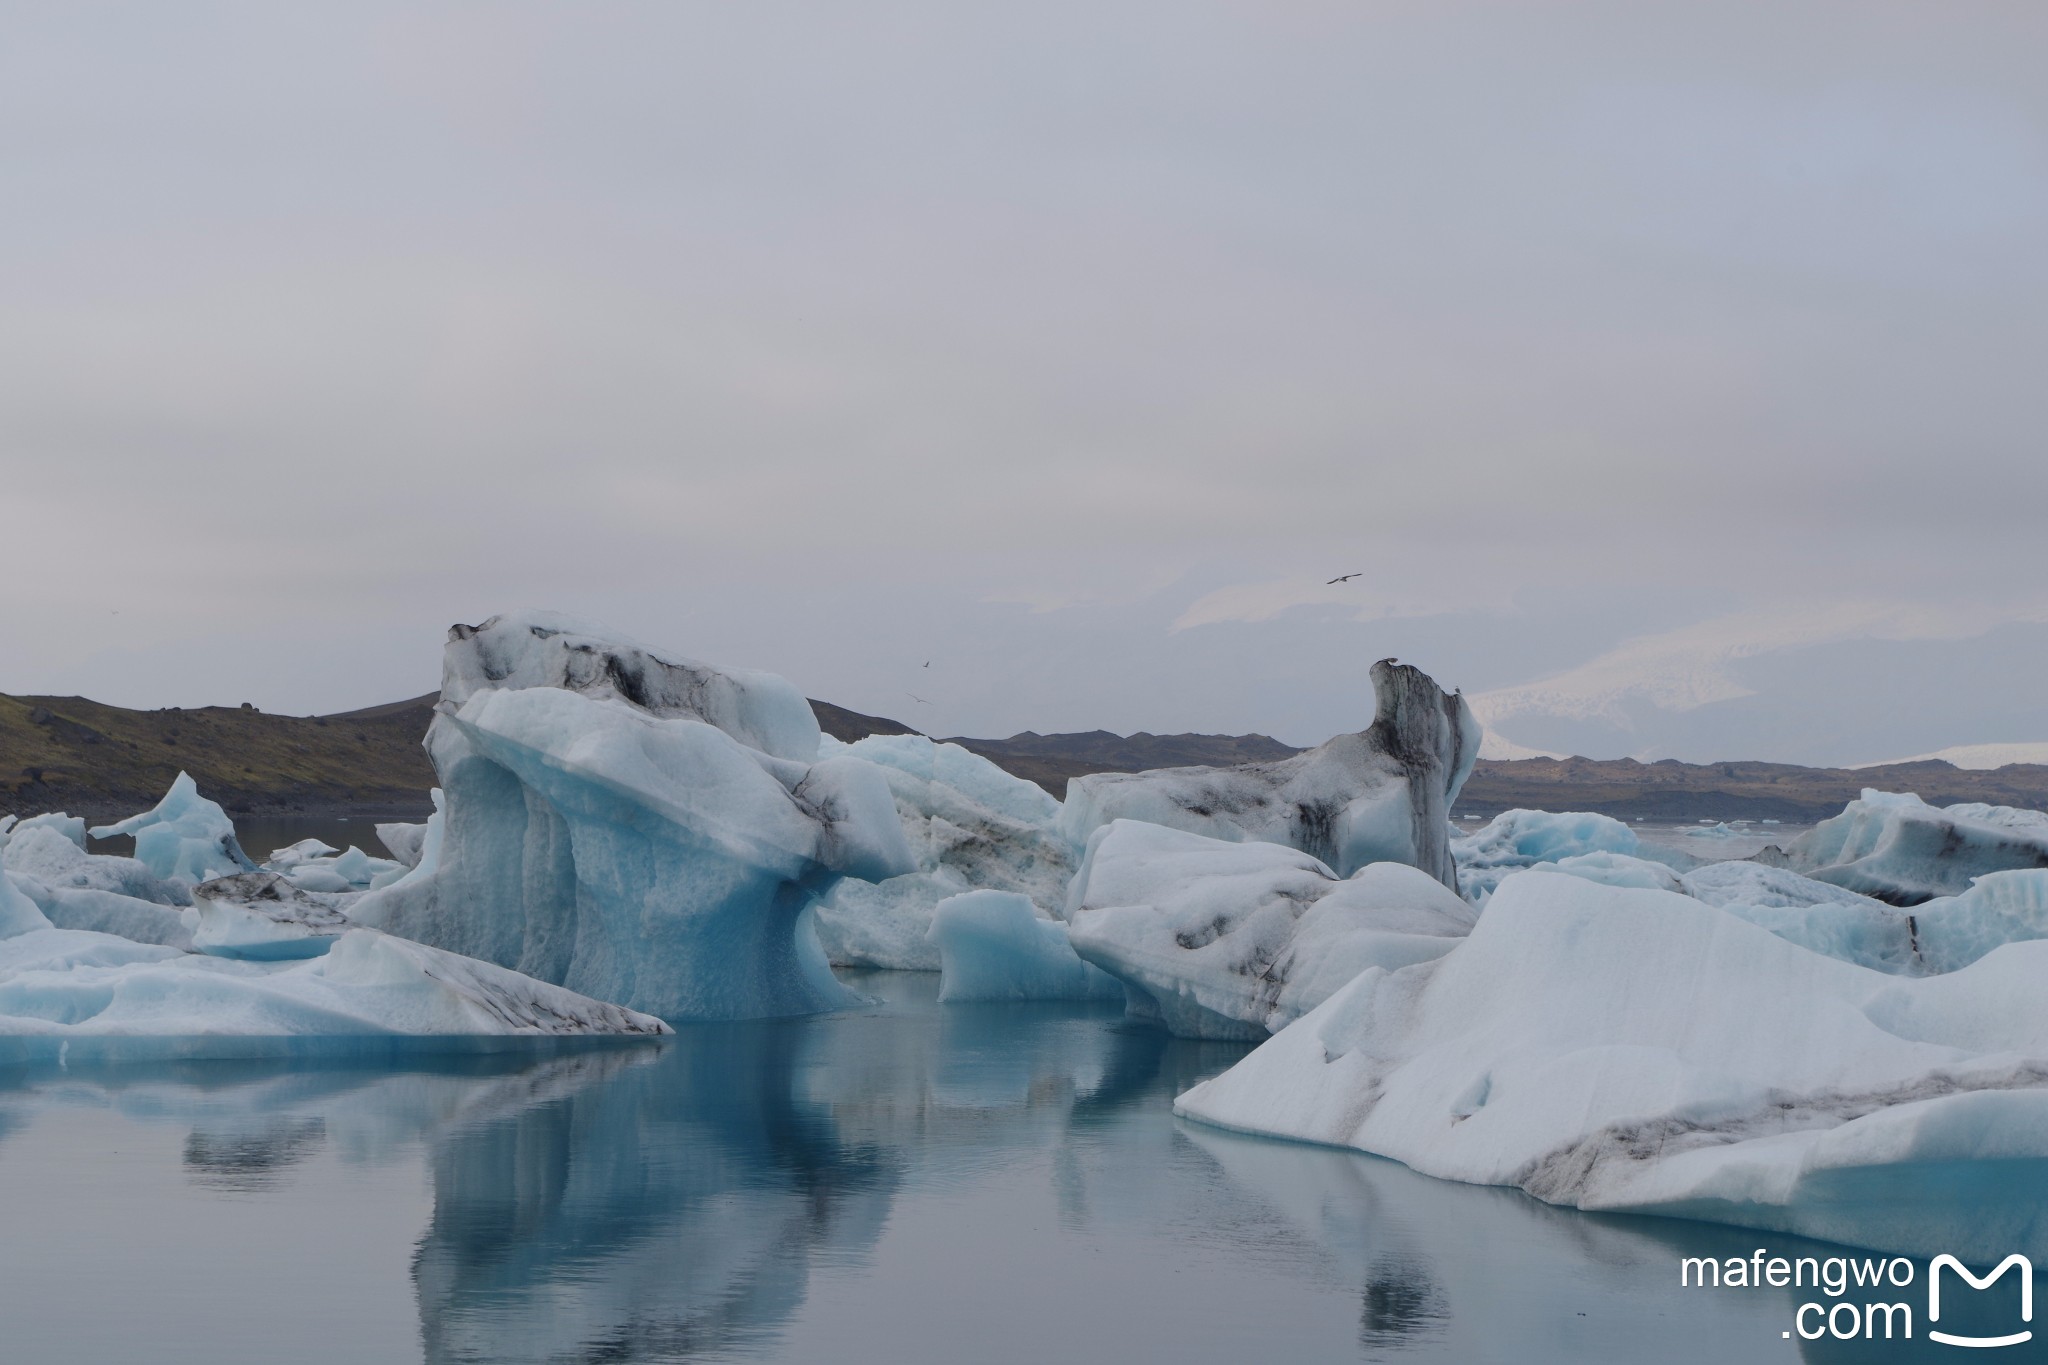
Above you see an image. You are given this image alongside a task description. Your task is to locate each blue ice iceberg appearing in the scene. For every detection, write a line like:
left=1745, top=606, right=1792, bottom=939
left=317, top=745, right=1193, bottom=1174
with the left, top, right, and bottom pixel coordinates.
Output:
left=350, top=612, right=914, bottom=1022
left=927, top=890, right=1121, bottom=1002
left=88, top=772, right=257, bottom=887
left=1450, top=808, right=1643, bottom=906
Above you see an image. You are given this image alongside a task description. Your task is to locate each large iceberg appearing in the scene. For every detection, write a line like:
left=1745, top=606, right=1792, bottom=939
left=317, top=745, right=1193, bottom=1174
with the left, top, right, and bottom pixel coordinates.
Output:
left=88, top=772, right=258, bottom=887
left=1057, top=660, right=1479, bottom=890
left=810, top=733, right=1075, bottom=970
left=1065, top=820, right=1476, bottom=1040
left=1768, top=788, right=2048, bottom=904
left=350, top=612, right=915, bottom=1022
left=926, top=889, right=1122, bottom=1002
left=1175, top=871, right=2048, bottom=1260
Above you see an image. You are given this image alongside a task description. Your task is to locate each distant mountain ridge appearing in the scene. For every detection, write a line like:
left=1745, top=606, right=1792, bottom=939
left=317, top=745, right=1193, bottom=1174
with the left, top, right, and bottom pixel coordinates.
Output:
left=8, top=690, right=2048, bottom=824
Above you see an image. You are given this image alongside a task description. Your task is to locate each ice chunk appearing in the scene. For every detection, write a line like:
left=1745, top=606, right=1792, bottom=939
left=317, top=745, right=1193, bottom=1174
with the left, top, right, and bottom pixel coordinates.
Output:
left=374, top=820, right=430, bottom=869
left=811, top=733, right=1076, bottom=970
left=266, top=838, right=340, bottom=870
left=1450, top=808, right=1639, bottom=906
left=1680, top=861, right=2048, bottom=976
left=926, top=890, right=1122, bottom=1002
left=1058, top=660, right=1479, bottom=890
left=1685, top=821, right=1744, bottom=840
left=0, top=872, right=54, bottom=938
left=4, top=812, right=86, bottom=851
left=439, top=608, right=822, bottom=761
left=1772, top=788, right=2048, bottom=905
left=7, top=876, right=195, bottom=950
left=88, top=772, right=258, bottom=886
left=273, top=845, right=405, bottom=892
left=1, top=822, right=188, bottom=905
left=191, top=871, right=354, bottom=960
left=0, top=923, right=669, bottom=1055
left=1175, top=871, right=2048, bottom=1260
left=1065, top=820, right=1475, bottom=1040
left=350, top=614, right=914, bottom=1021
left=1529, top=850, right=1685, bottom=895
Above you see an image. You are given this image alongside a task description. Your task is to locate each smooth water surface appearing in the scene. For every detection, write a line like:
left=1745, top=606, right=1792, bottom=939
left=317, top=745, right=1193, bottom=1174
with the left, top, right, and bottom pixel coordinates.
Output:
left=0, top=972, right=2017, bottom=1364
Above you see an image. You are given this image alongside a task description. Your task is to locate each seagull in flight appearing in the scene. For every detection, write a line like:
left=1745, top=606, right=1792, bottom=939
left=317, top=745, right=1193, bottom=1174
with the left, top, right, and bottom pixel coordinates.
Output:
left=1326, top=573, right=1363, bottom=585
left=907, top=692, right=932, bottom=705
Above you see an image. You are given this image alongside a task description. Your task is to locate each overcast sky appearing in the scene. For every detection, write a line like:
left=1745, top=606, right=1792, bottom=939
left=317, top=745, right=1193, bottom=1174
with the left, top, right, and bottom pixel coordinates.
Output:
left=4, top=1, right=2044, bottom=763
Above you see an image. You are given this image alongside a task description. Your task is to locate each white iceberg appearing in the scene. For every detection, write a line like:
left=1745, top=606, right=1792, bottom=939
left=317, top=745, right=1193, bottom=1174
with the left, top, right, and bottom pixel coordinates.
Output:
left=1057, top=660, right=1479, bottom=890
left=926, top=890, right=1122, bottom=1002
left=1065, top=820, right=1476, bottom=1040
left=811, top=733, right=1076, bottom=970
left=1770, top=788, right=2048, bottom=904
left=88, top=772, right=258, bottom=887
left=1175, top=870, right=2048, bottom=1260
left=1450, top=808, right=1643, bottom=906
left=351, top=612, right=914, bottom=1022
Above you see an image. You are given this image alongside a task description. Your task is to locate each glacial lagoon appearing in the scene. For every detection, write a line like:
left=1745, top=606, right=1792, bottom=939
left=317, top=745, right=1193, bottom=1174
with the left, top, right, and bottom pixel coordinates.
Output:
left=2, top=970, right=2026, bottom=1365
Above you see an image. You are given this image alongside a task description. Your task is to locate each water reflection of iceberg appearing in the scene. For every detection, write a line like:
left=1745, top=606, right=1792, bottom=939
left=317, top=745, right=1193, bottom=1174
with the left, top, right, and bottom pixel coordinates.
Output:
left=12, top=975, right=2027, bottom=1363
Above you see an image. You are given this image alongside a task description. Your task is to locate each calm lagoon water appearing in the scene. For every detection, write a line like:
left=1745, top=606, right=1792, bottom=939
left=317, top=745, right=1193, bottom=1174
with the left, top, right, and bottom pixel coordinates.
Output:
left=0, top=971, right=2024, bottom=1364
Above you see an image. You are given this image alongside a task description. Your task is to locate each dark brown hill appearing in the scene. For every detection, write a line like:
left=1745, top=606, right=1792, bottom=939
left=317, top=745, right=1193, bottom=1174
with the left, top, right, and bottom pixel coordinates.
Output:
left=8, top=688, right=2048, bottom=823
left=0, top=692, right=439, bottom=822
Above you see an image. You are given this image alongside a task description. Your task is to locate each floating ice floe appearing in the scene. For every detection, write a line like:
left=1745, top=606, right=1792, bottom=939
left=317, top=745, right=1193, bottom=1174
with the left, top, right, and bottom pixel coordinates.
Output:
left=1765, top=788, right=2048, bottom=904
left=1065, top=820, right=1476, bottom=1040
left=89, top=772, right=258, bottom=887
left=0, top=872, right=668, bottom=1058
left=1174, top=870, right=2048, bottom=1260
left=926, top=890, right=1122, bottom=1002
left=1450, top=808, right=1648, bottom=906
left=350, top=612, right=914, bottom=1022
left=268, top=844, right=405, bottom=893
left=811, top=733, right=1075, bottom=970
left=1685, top=822, right=1743, bottom=840
left=1058, top=660, right=1479, bottom=891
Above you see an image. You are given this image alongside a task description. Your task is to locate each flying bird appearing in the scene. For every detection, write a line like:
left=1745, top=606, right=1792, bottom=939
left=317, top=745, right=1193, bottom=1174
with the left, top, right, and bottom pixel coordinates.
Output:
left=923, top=661, right=930, bottom=668
left=907, top=692, right=932, bottom=705
left=1326, top=573, right=1363, bottom=585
